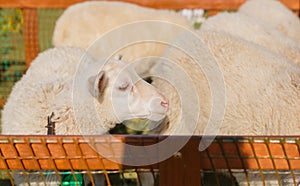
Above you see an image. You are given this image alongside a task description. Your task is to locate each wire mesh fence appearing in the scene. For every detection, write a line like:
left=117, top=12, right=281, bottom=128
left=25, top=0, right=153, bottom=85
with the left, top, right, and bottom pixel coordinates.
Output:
left=0, top=136, right=299, bottom=185
left=200, top=137, right=300, bottom=186
left=0, top=8, right=63, bottom=106
left=0, top=135, right=161, bottom=185
left=0, top=8, right=26, bottom=104
left=6, top=169, right=160, bottom=185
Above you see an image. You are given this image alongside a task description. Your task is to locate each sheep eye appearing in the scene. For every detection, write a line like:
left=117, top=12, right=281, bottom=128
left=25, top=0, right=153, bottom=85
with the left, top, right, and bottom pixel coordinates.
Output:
left=119, top=82, right=129, bottom=90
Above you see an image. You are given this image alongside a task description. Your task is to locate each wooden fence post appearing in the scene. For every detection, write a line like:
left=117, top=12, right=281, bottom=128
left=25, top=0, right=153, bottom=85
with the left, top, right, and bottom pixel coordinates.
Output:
left=159, top=137, right=202, bottom=186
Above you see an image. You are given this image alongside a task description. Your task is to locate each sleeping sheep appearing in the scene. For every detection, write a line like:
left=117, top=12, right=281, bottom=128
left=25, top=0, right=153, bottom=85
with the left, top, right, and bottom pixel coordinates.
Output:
left=238, top=0, right=300, bottom=44
left=52, top=1, right=192, bottom=77
left=201, top=12, right=300, bottom=66
left=1, top=46, right=169, bottom=185
left=1, top=46, right=169, bottom=135
left=150, top=30, right=300, bottom=136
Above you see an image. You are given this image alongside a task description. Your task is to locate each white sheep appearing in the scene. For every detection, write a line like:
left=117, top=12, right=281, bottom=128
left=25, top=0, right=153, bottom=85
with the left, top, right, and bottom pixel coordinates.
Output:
left=201, top=12, right=300, bottom=66
left=52, top=1, right=192, bottom=76
left=2, top=46, right=169, bottom=134
left=150, top=30, right=300, bottom=136
left=1, top=46, right=168, bottom=185
left=238, top=0, right=300, bottom=44
left=149, top=30, right=300, bottom=185
left=52, top=1, right=192, bottom=48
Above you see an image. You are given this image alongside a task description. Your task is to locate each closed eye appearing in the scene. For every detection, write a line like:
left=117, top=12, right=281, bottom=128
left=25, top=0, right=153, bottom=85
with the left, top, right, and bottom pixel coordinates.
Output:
left=119, top=82, right=130, bottom=90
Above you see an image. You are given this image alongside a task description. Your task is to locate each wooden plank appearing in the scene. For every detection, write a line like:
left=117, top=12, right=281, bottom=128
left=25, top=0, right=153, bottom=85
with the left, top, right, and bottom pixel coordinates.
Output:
left=0, top=0, right=299, bottom=11
left=159, top=137, right=202, bottom=186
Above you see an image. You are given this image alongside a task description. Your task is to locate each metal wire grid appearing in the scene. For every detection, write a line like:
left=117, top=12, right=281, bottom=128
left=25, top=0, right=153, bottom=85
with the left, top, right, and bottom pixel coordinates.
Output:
left=201, top=137, right=300, bottom=186
left=0, top=8, right=64, bottom=107
left=0, top=8, right=26, bottom=104
left=0, top=136, right=299, bottom=185
left=0, top=8, right=25, bottom=62
left=8, top=169, right=159, bottom=185
left=0, top=136, right=160, bottom=185
left=0, top=8, right=63, bottom=126
left=37, top=8, right=64, bottom=52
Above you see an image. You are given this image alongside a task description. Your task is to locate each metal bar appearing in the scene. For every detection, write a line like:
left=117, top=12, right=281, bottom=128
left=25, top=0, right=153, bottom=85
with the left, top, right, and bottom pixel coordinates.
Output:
left=0, top=148, right=15, bottom=185
left=204, top=145, right=220, bottom=186
left=58, top=138, right=80, bottom=186
left=248, top=138, right=266, bottom=186
left=217, top=138, right=236, bottom=185
left=23, top=138, right=46, bottom=184
left=40, top=138, right=62, bottom=184
left=74, top=138, right=95, bottom=186
left=234, top=138, right=250, bottom=186
left=264, top=138, right=281, bottom=185
left=9, top=137, right=30, bottom=185
left=281, top=138, right=297, bottom=186
left=93, top=137, right=113, bottom=186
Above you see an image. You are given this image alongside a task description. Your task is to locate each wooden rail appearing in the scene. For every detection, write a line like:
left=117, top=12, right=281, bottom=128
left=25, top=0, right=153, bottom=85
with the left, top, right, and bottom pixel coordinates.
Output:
left=0, top=0, right=299, bottom=10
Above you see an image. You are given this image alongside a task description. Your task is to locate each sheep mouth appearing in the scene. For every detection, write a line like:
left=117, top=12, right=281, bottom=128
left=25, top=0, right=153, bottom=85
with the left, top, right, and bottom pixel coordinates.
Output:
left=110, top=118, right=166, bottom=135
left=125, top=112, right=167, bottom=122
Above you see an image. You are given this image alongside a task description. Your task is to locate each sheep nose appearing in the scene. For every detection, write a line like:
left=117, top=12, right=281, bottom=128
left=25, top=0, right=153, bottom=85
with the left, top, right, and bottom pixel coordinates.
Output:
left=149, top=96, right=169, bottom=112
left=161, top=99, right=169, bottom=108
left=159, top=94, right=169, bottom=111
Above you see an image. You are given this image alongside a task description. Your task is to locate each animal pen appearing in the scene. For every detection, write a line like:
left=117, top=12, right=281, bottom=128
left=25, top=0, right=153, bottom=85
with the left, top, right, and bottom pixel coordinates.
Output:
left=0, top=0, right=300, bottom=185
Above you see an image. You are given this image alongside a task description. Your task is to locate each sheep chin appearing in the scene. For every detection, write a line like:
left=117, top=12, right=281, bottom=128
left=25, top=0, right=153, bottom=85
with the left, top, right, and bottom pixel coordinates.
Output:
left=119, top=117, right=167, bottom=135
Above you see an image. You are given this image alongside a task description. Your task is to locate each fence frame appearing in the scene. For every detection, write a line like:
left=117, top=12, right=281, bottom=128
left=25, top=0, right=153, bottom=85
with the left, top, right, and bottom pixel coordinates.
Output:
left=0, top=135, right=300, bottom=185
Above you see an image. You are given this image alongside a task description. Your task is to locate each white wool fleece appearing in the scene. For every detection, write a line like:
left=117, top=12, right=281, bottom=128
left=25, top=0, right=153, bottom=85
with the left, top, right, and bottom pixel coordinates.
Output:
left=52, top=1, right=193, bottom=77
left=201, top=12, right=300, bottom=66
left=239, top=0, right=300, bottom=44
left=151, top=30, right=300, bottom=136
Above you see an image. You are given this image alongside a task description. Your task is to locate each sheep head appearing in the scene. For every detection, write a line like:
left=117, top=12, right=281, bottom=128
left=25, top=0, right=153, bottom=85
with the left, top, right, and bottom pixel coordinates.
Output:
left=88, top=59, right=169, bottom=133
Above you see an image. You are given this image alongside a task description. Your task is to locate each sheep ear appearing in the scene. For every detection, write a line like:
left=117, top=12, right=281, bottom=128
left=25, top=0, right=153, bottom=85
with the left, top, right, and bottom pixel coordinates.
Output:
left=88, top=71, right=108, bottom=97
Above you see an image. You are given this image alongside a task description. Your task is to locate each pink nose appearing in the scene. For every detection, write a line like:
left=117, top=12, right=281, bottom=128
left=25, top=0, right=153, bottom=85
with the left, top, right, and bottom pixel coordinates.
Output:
left=160, top=98, right=169, bottom=108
